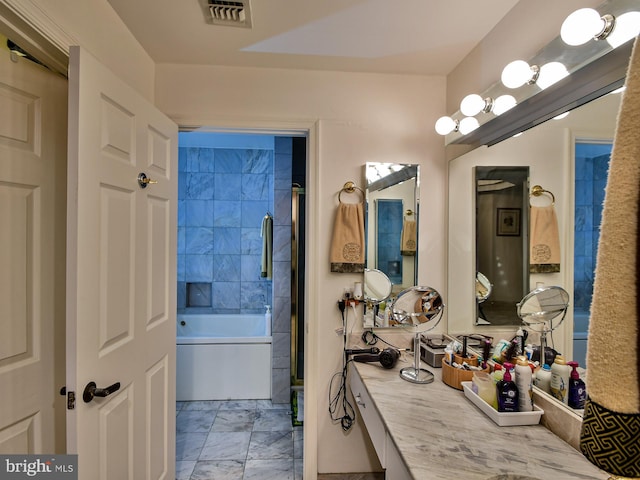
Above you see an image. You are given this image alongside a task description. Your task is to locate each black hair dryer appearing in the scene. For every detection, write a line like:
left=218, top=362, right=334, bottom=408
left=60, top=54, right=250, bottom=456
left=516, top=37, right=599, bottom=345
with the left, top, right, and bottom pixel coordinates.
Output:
left=346, top=347, right=400, bottom=369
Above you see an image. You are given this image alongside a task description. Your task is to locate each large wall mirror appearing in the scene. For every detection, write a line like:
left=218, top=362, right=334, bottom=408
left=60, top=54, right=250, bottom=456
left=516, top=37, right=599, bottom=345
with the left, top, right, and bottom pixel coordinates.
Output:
left=364, top=163, right=419, bottom=297
left=475, top=166, right=530, bottom=327
left=447, top=49, right=626, bottom=417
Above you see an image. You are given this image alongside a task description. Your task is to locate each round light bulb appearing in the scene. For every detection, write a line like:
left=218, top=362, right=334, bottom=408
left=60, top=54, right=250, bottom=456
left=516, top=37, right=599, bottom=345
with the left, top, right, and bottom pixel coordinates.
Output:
left=458, top=117, right=479, bottom=135
left=492, top=95, right=516, bottom=115
left=460, top=94, right=486, bottom=116
left=606, top=11, right=640, bottom=48
left=434, top=116, right=457, bottom=135
left=561, top=8, right=604, bottom=46
left=537, top=62, right=569, bottom=90
left=501, top=60, right=535, bottom=89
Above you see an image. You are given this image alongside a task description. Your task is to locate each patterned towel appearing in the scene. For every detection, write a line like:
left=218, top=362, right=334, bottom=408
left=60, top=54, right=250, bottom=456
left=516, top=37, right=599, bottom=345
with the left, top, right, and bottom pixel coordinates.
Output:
left=529, top=205, right=560, bottom=273
left=580, top=36, right=640, bottom=478
left=330, top=202, right=365, bottom=273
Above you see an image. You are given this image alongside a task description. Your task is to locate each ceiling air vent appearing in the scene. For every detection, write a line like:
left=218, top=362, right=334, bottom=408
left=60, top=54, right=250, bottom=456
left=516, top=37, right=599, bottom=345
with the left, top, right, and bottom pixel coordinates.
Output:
left=202, top=0, right=252, bottom=28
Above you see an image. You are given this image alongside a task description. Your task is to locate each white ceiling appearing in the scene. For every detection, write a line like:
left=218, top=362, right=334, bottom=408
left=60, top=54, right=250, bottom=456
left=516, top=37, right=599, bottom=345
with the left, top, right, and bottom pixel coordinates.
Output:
left=106, top=0, right=520, bottom=76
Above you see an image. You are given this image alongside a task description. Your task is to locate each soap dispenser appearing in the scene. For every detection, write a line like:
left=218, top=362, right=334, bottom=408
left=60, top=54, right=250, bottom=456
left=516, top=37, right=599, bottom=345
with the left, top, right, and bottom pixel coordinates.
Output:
left=567, top=361, right=587, bottom=409
left=496, top=362, right=519, bottom=412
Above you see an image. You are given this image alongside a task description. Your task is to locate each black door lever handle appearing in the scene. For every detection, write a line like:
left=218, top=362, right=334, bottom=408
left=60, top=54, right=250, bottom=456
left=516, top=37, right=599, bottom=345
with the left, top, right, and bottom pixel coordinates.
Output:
left=83, top=381, right=121, bottom=403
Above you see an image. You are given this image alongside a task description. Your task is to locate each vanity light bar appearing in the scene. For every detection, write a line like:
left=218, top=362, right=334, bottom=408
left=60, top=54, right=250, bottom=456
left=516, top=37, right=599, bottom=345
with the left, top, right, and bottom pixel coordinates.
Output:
left=435, top=0, right=640, bottom=142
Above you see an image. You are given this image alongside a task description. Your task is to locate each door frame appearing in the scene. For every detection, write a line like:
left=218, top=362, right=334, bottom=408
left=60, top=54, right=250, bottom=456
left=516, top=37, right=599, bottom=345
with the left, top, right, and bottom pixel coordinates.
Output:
left=180, top=122, right=319, bottom=480
left=0, top=6, right=320, bottom=478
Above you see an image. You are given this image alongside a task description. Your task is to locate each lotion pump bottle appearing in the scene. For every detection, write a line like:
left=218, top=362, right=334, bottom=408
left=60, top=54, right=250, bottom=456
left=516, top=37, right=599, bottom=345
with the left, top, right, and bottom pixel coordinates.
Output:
left=567, top=361, right=587, bottom=409
left=515, top=356, right=533, bottom=411
left=497, top=362, right=519, bottom=412
left=550, top=355, right=571, bottom=404
left=534, top=364, right=552, bottom=394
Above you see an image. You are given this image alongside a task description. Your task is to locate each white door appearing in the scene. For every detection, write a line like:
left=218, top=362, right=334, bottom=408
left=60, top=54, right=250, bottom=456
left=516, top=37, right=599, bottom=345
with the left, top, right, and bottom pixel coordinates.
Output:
left=66, top=46, right=177, bottom=480
left=0, top=46, right=67, bottom=453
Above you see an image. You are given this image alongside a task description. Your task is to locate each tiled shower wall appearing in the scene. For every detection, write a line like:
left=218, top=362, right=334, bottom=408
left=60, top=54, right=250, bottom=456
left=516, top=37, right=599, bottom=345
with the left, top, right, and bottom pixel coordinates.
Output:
left=573, top=143, right=611, bottom=313
left=177, top=134, right=293, bottom=404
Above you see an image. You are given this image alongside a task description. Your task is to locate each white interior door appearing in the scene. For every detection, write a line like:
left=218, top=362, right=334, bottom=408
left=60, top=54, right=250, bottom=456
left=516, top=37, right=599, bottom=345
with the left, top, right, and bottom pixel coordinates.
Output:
left=66, top=46, right=177, bottom=480
left=0, top=46, right=67, bottom=453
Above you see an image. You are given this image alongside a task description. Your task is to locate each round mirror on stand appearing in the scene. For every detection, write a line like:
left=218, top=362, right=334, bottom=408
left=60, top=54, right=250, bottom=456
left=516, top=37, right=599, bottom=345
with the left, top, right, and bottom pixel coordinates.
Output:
left=475, top=272, right=492, bottom=326
left=391, top=286, right=445, bottom=384
left=363, top=268, right=393, bottom=304
left=517, top=286, right=570, bottom=365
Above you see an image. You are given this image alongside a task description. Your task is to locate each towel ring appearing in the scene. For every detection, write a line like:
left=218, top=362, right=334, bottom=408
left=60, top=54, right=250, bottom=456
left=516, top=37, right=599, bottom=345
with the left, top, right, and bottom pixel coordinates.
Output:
left=339, top=181, right=364, bottom=203
left=530, top=185, right=555, bottom=205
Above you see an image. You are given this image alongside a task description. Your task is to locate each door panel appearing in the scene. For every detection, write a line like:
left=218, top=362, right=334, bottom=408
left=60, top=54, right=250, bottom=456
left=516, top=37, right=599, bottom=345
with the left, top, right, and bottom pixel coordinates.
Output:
left=67, top=46, right=177, bottom=480
left=0, top=46, right=67, bottom=454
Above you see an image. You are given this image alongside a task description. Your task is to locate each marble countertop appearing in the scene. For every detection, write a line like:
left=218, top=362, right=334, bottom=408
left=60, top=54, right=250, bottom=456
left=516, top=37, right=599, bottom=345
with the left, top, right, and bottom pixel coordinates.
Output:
left=352, top=360, right=608, bottom=480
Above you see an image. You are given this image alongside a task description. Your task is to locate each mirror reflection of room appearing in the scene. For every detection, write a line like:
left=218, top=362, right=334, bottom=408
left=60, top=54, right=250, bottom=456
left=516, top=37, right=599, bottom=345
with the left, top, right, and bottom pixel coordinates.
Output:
left=475, top=166, right=529, bottom=326
left=364, top=162, right=419, bottom=298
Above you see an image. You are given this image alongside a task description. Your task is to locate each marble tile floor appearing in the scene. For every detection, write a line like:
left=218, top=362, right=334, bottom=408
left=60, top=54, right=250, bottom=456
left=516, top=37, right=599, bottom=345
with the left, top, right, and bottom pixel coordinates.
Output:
left=176, top=399, right=303, bottom=480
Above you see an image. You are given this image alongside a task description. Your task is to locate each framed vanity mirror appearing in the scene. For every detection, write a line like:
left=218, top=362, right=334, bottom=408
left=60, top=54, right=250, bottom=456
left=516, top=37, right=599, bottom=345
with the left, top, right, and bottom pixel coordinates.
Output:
left=475, top=166, right=530, bottom=326
left=364, top=162, right=419, bottom=299
left=447, top=42, right=628, bottom=417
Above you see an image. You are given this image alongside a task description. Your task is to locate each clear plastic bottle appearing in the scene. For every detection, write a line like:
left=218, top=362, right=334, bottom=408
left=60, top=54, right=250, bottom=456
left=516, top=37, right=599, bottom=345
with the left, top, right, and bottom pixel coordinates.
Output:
left=550, top=355, right=571, bottom=404
left=534, top=364, right=552, bottom=394
left=515, top=356, right=533, bottom=411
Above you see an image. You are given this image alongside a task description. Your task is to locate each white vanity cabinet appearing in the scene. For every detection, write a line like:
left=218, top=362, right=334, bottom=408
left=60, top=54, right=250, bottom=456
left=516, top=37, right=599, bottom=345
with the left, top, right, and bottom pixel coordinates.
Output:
left=350, top=365, right=413, bottom=480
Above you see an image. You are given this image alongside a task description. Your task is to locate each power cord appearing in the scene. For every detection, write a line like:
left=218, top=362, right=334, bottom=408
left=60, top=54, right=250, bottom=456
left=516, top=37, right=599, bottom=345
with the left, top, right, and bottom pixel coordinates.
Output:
left=361, top=329, right=403, bottom=351
left=328, top=299, right=356, bottom=431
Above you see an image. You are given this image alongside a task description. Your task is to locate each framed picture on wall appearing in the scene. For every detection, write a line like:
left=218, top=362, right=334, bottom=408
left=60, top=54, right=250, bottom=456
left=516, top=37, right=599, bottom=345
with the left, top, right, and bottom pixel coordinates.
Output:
left=497, top=208, right=521, bottom=236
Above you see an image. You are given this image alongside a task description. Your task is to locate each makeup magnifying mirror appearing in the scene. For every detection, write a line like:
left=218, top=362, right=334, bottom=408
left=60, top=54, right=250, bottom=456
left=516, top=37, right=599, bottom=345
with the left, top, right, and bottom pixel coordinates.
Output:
left=517, top=286, right=570, bottom=365
left=475, top=272, right=492, bottom=326
left=391, top=286, right=445, bottom=384
left=363, top=268, right=393, bottom=304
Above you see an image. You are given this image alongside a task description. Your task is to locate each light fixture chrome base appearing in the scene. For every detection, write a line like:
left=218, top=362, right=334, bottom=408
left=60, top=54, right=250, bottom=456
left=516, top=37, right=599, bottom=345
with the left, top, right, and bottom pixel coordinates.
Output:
left=399, top=367, right=434, bottom=384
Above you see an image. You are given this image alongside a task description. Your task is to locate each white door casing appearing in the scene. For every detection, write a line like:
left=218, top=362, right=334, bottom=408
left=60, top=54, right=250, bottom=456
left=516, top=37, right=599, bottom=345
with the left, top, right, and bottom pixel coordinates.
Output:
left=0, top=46, right=67, bottom=453
left=66, top=46, right=177, bottom=479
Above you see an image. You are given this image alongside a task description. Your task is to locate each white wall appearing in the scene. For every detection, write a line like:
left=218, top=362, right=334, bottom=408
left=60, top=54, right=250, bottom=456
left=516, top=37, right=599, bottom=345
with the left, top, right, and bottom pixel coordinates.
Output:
left=5, top=0, right=155, bottom=101
left=155, top=64, right=447, bottom=474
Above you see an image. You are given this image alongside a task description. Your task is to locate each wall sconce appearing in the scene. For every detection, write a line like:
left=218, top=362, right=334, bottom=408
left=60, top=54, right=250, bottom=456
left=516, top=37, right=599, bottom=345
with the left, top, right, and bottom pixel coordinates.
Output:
left=561, top=8, right=640, bottom=48
left=458, top=117, right=480, bottom=135
left=501, top=60, right=540, bottom=89
left=435, top=116, right=480, bottom=135
left=434, top=116, right=458, bottom=135
left=492, top=94, right=517, bottom=115
left=460, top=94, right=493, bottom=116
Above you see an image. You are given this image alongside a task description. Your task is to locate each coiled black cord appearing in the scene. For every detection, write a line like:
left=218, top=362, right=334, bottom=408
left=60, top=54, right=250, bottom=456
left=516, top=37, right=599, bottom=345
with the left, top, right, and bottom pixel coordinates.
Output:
left=328, top=300, right=356, bottom=430
left=361, top=329, right=403, bottom=350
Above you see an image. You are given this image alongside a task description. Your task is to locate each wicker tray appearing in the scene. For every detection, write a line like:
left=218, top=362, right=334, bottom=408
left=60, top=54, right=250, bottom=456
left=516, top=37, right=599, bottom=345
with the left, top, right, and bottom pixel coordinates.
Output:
left=441, top=357, right=489, bottom=390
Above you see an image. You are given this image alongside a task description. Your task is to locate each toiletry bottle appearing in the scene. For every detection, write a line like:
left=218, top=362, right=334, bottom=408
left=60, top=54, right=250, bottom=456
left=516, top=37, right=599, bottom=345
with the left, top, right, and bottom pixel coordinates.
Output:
left=491, top=363, right=504, bottom=383
left=567, top=361, right=587, bottom=409
left=496, top=362, right=519, bottom=412
left=534, top=364, right=552, bottom=394
left=515, top=356, right=533, bottom=412
left=550, top=355, right=571, bottom=404
left=265, top=305, right=272, bottom=326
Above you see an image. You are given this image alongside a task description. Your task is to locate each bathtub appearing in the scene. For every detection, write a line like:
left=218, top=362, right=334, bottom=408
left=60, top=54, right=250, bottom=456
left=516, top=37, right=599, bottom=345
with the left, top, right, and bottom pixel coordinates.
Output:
left=176, top=313, right=272, bottom=401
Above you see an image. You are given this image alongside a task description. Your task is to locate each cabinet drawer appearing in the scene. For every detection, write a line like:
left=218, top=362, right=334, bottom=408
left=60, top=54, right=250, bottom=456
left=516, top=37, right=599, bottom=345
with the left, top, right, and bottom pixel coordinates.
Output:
left=349, top=366, right=386, bottom=467
left=385, top=434, right=413, bottom=480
